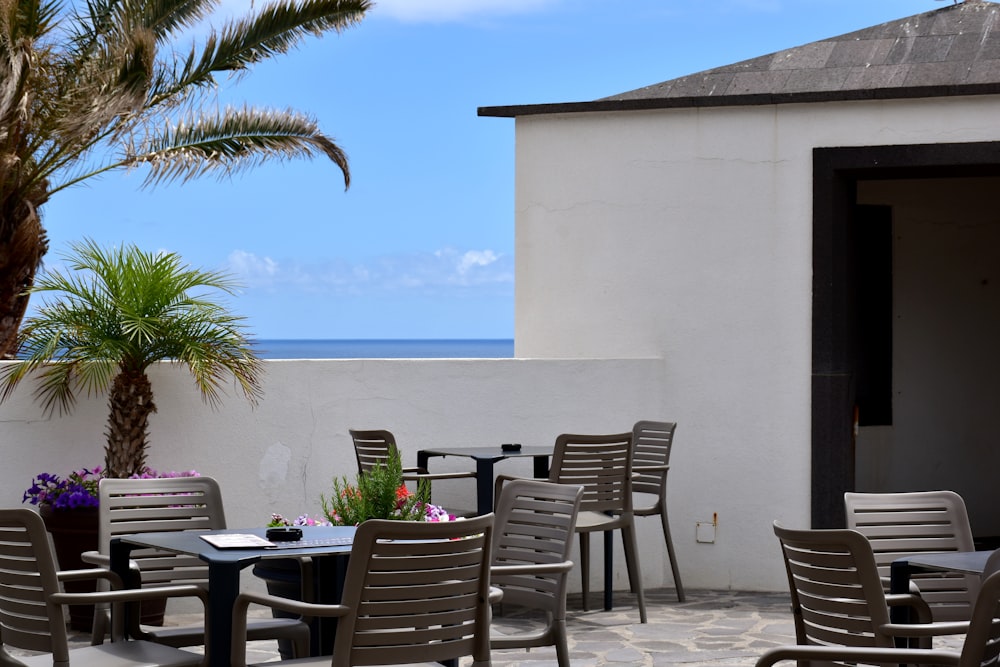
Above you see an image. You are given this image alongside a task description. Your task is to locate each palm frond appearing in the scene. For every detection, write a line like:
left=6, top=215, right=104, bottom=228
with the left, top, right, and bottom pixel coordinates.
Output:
left=4, top=239, right=262, bottom=416
left=164, top=0, right=369, bottom=98
left=130, top=105, right=349, bottom=187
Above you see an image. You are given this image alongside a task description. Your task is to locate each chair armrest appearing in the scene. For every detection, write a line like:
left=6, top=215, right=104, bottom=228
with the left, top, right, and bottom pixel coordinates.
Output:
left=52, top=584, right=208, bottom=642
left=56, top=567, right=123, bottom=588
left=80, top=550, right=107, bottom=567
left=491, top=561, right=574, bottom=577
left=755, top=644, right=960, bottom=667
left=885, top=593, right=933, bottom=624
left=403, top=471, right=476, bottom=481
left=232, top=591, right=350, bottom=667
left=633, top=464, right=669, bottom=473
left=879, top=620, right=970, bottom=638
left=79, top=550, right=143, bottom=577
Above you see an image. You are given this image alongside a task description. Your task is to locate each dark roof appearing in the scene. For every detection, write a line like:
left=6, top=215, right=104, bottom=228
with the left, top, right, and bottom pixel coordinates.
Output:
left=479, top=0, right=1000, bottom=118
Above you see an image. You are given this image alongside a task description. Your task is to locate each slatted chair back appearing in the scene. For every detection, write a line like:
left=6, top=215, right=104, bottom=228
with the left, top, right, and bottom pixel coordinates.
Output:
left=349, top=429, right=400, bottom=474
left=845, top=490, right=978, bottom=621
left=631, top=420, right=676, bottom=498
left=549, top=432, right=633, bottom=514
left=332, top=513, right=494, bottom=667
left=0, top=508, right=69, bottom=661
left=490, top=479, right=582, bottom=667
left=773, top=521, right=897, bottom=649
left=99, top=476, right=226, bottom=588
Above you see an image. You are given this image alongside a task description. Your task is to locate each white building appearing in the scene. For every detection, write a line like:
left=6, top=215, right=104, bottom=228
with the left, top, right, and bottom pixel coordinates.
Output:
left=479, top=0, right=1000, bottom=540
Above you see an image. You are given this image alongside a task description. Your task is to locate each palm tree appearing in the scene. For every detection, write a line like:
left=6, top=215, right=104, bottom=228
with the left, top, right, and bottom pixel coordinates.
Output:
left=0, top=239, right=263, bottom=478
left=0, top=0, right=370, bottom=358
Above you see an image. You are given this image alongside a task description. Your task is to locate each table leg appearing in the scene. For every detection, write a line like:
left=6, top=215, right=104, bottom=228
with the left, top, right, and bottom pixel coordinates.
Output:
left=889, top=559, right=913, bottom=647
left=475, top=459, right=495, bottom=515
left=206, top=563, right=241, bottom=667
left=532, top=455, right=550, bottom=479
left=109, top=541, right=141, bottom=639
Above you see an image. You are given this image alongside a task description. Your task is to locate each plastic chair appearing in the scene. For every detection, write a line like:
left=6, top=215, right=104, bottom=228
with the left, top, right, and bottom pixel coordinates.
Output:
left=82, top=476, right=309, bottom=655
left=845, top=490, right=979, bottom=621
left=770, top=521, right=970, bottom=654
left=349, top=428, right=476, bottom=511
left=631, top=420, right=684, bottom=602
left=758, top=528, right=1000, bottom=667
left=0, top=507, right=205, bottom=667
left=490, top=479, right=583, bottom=667
left=499, top=432, right=647, bottom=622
left=231, top=513, right=495, bottom=667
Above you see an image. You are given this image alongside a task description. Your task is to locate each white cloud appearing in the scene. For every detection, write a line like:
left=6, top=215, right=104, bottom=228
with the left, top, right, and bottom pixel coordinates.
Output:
left=456, top=249, right=498, bottom=274
left=227, top=250, right=279, bottom=281
left=226, top=247, right=513, bottom=294
left=372, top=0, right=560, bottom=23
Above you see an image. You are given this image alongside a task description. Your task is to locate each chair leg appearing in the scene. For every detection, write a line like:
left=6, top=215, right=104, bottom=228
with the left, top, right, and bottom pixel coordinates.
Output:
left=660, top=508, right=685, bottom=602
left=90, top=606, right=109, bottom=646
left=579, top=533, right=590, bottom=611
left=553, top=618, right=571, bottom=667
left=621, top=522, right=647, bottom=623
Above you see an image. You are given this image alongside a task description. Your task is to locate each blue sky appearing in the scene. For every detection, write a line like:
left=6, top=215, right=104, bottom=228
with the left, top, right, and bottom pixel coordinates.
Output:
left=41, top=0, right=940, bottom=339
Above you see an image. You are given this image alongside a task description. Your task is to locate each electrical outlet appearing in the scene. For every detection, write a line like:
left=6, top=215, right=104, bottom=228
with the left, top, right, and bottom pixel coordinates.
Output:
left=696, top=521, right=716, bottom=543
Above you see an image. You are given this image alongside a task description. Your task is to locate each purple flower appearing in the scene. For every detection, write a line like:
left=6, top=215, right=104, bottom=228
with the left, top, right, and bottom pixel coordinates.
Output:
left=24, top=466, right=199, bottom=511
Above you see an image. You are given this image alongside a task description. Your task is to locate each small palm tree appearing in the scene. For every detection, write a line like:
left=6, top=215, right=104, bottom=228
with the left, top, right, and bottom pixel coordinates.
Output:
left=0, top=0, right=371, bottom=357
left=0, top=239, right=262, bottom=478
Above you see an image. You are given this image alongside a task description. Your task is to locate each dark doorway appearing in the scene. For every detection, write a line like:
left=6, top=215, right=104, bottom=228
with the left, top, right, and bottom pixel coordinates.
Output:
left=811, top=141, right=1000, bottom=529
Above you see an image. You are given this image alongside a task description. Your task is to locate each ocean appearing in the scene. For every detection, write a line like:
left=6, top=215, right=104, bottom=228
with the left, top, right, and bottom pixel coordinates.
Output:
left=253, top=339, right=514, bottom=359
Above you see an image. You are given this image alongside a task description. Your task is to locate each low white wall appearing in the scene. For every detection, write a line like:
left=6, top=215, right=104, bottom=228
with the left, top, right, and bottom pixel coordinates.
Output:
left=0, top=357, right=794, bottom=595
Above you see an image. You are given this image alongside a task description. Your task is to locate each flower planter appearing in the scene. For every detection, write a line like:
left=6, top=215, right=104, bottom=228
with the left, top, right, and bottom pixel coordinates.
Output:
left=40, top=505, right=166, bottom=632
left=252, top=558, right=319, bottom=659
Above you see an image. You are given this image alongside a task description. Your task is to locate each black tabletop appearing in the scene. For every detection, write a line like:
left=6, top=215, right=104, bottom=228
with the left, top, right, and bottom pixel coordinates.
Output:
left=899, top=550, right=992, bottom=576
left=418, top=445, right=552, bottom=460
left=114, top=525, right=356, bottom=565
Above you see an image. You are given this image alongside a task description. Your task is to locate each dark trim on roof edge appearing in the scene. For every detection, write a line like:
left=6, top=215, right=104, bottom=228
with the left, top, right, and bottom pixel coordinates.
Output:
left=478, top=82, right=1000, bottom=118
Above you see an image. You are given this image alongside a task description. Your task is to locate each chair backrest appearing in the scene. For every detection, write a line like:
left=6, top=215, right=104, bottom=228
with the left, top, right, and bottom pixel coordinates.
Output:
left=332, top=513, right=494, bottom=667
left=957, top=552, right=1000, bottom=667
left=0, top=508, right=71, bottom=662
left=349, top=429, right=400, bottom=474
left=845, top=490, right=978, bottom=621
left=491, top=479, right=583, bottom=614
left=773, top=521, right=896, bottom=649
left=631, top=421, right=677, bottom=497
left=98, top=476, right=227, bottom=587
left=549, top=432, right=634, bottom=514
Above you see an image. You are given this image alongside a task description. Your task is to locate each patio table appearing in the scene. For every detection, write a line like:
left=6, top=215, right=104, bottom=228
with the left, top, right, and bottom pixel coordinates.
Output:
left=110, top=525, right=355, bottom=667
left=417, top=445, right=552, bottom=515
left=889, top=549, right=991, bottom=627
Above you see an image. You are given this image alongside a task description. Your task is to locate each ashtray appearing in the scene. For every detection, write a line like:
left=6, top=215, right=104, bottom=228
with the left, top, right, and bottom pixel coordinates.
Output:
left=266, top=527, right=303, bottom=541
left=501, top=443, right=522, bottom=452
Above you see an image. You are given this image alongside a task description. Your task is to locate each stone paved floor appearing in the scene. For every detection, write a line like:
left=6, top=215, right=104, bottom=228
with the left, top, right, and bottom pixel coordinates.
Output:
left=65, top=587, right=967, bottom=666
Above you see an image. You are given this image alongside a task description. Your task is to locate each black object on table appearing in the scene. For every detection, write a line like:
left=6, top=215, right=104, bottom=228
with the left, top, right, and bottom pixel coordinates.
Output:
left=417, top=445, right=552, bottom=515
left=110, top=525, right=355, bottom=667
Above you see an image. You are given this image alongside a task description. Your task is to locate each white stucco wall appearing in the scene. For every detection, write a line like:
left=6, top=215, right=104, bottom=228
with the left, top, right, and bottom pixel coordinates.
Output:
left=2, top=357, right=706, bottom=596
left=510, top=95, right=1000, bottom=588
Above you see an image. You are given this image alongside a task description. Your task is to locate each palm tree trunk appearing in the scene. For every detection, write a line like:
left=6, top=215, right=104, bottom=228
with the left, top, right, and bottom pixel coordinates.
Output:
left=0, top=208, right=48, bottom=358
left=104, top=370, right=157, bottom=478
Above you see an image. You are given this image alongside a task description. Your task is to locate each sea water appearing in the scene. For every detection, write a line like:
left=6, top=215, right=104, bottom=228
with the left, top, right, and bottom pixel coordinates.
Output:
left=253, top=339, right=514, bottom=359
